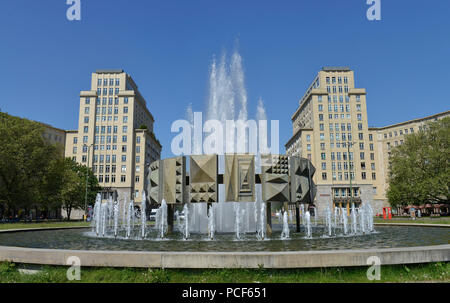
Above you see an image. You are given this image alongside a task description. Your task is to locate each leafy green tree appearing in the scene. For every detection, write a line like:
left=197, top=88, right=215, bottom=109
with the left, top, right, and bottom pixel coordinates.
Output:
left=387, top=117, right=450, bottom=207
left=59, top=158, right=100, bottom=220
left=0, top=112, right=60, bottom=218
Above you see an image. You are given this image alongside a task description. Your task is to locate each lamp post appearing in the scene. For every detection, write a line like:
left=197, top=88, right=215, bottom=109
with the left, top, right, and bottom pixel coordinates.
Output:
left=84, top=143, right=94, bottom=221
left=347, top=142, right=355, bottom=212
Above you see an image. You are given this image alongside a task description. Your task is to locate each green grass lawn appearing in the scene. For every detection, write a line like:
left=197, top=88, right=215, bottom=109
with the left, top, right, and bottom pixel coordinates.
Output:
left=0, top=221, right=90, bottom=230
left=0, top=261, right=448, bottom=283
left=374, top=216, right=450, bottom=225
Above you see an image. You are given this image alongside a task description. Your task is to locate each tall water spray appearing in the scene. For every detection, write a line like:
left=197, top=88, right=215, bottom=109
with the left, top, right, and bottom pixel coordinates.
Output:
left=325, top=206, right=332, bottom=236
left=208, top=205, right=215, bottom=239
left=351, top=203, right=357, bottom=234
left=341, top=207, right=348, bottom=235
left=281, top=211, right=290, bottom=239
left=126, top=200, right=134, bottom=238
left=258, top=201, right=266, bottom=240
left=183, top=203, right=190, bottom=239
left=305, top=211, right=312, bottom=238
left=113, top=201, right=119, bottom=237
left=141, top=192, right=147, bottom=239
left=186, top=50, right=272, bottom=234
left=158, top=199, right=168, bottom=238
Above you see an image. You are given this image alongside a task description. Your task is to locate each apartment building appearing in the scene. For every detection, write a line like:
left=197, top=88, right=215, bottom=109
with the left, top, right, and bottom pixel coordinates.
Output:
left=64, top=70, right=162, bottom=209
left=285, top=67, right=449, bottom=215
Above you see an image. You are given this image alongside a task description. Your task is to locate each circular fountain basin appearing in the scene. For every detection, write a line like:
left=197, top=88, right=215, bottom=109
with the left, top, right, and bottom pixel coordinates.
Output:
left=0, top=225, right=448, bottom=268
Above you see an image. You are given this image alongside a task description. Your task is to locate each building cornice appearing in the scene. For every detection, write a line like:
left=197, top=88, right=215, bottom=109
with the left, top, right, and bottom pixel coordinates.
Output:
left=369, top=110, right=450, bottom=131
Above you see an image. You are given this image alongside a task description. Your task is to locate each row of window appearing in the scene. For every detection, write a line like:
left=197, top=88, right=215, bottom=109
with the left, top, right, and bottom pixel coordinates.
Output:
left=84, top=115, right=129, bottom=124
left=97, top=78, right=120, bottom=86
left=97, top=87, right=120, bottom=96
left=323, top=162, right=376, bottom=171
left=320, top=152, right=370, bottom=161
left=326, top=76, right=348, bottom=85
left=85, top=97, right=129, bottom=106
left=322, top=172, right=376, bottom=181
left=384, top=127, right=415, bottom=139
left=333, top=188, right=359, bottom=198
left=319, top=113, right=363, bottom=121
left=326, top=86, right=349, bottom=94
left=96, top=175, right=142, bottom=184
left=318, top=104, right=361, bottom=112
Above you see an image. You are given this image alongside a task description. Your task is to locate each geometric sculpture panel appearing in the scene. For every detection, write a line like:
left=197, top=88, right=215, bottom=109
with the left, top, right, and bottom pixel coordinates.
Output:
left=261, top=154, right=290, bottom=202
left=224, top=154, right=255, bottom=202
left=162, top=156, right=186, bottom=204
left=189, top=154, right=218, bottom=203
left=289, top=156, right=316, bottom=203
left=148, top=160, right=162, bottom=205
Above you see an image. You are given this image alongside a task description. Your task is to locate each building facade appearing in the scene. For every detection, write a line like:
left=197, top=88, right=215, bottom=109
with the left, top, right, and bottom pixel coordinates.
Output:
left=285, top=67, right=449, bottom=215
left=369, top=110, right=450, bottom=206
left=64, top=70, right=162, bottom=211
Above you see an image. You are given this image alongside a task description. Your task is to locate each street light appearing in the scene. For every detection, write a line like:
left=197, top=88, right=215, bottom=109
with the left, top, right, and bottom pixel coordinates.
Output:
left=347, top=141, right=356, bottom=212
left=84, top=143, right=94, bottom=221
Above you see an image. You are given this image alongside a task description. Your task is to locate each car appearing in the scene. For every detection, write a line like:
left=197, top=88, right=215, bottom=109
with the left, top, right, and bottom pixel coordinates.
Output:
left=149, top=210, right=157, bottom=221
left=176, top=211, right=185, bottom=220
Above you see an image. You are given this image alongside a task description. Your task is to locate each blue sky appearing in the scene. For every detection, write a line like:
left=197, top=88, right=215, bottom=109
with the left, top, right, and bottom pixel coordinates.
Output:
left=0, top=0, right=449, bottom=158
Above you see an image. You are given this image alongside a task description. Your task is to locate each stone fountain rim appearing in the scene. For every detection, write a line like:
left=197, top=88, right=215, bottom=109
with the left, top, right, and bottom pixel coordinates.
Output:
left=0, top=226, right=449, bottom=268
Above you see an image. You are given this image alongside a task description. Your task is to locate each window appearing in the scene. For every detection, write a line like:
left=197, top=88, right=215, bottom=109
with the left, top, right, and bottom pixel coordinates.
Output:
left=322, top=173, right=327, bottom=180
left=136, top=136, right=141, bottom=144
left=136, top=175, right=140, bottom=183
left=121, top=175, right=126, bottom=182
left=136, top=146, right=140, bottom=153
left=122, top=135, right=127, bottom=142
left=321, top=153, right=326, bottom=160
left=356, top=95, right=361, bottom=102
left=372, top=173, right=376, bottom=180
left=84, top=107, right=90, bottom=114
left=124, top=107, right=128, bottom=114
left=360, top=152, right=365, bottom=160
left=318, top=95, right=322, bottom=102
left=136, top=156, right=140, bottom=163
left=318, top=104, right=323, bottom=111
left=111, top=175, right=116, bottom=183
left=123, top=116, right=128, bottom=123
left=121, top=165, right=126, bottom=172
left=112, top=155, right=116, bottom=163
left=359, top=143, right=364, bottom=150
left=122, top=126, right=128, bottom=133
left=321, top=162, right=326, bottom=170
left=307, top=144, right=311, bottom=151
left=122, top=145, right=127, bottom=152
left=357, top=114, right=362, bottom=121
left=83, top=126, right=89, bottom=133
left=362, top=172, right=366, bottom=180
left=319, top=114, right=323, bottom=121
left=320, top=133, right=325, bottom=140
left=122, top=155, right=126, bottom=162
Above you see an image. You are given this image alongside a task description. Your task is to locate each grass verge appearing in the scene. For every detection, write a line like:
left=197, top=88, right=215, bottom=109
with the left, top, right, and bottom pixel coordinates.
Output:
left=0, top=221, right=90, bottom=231
left=0, top=262, right=448, bottom=283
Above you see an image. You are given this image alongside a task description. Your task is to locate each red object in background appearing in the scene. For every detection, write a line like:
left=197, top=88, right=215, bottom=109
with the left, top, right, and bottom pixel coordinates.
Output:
left=382, top=207, right=392, bottom=220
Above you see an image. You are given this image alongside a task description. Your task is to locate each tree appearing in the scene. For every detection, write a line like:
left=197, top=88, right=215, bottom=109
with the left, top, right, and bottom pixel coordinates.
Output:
left=59, top=158, right=100, bottom=220
left=387, top=117, right=450, bottom=207
left=0, top=112, right=60, bottom=218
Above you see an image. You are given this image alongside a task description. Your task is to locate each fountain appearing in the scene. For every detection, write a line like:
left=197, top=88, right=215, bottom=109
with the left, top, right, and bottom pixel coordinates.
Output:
left=281, top=210, right=290, bottom=239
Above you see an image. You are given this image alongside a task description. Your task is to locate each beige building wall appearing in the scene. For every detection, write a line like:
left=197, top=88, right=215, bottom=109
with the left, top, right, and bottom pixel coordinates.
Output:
left=64, top=70, right=162, bottom=210
left=286, top=67, right=387, bottom=214
left=286, top=67, right=449, bottom=215
left=369, top=111, right=450, bottom=203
